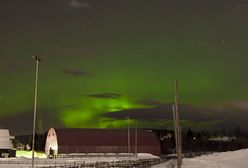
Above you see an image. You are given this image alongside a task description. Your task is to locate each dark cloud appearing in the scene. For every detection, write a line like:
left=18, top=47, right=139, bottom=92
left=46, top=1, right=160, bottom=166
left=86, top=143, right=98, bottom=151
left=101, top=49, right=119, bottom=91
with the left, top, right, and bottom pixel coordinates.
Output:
left=0, top=108, right=63, bottom=136
left=86, top=92, right=122, bottom=99
left=104, top=104, right=172, bottom=120
left=68, top=0, right=91, bottom=9
left=2, top=58, right=34, bottom=72
left=0, top=112, right=33, bottom=136
left=103, top=103, right=248, bottom=130
left=43, top=47, right=96, bottom=59
left=63, top=68, right=93, bottom=77
left=137, top=98, right=164, bottom=106
left=103, top=104, right=209, bottom=121
left=7, top=62, right=29, bottom=71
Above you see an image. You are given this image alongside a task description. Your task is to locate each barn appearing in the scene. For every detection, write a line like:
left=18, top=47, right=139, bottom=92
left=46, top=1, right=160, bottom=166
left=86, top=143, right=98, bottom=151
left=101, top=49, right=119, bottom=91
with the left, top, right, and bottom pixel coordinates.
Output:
left=45, top=128, right=161, bottom=156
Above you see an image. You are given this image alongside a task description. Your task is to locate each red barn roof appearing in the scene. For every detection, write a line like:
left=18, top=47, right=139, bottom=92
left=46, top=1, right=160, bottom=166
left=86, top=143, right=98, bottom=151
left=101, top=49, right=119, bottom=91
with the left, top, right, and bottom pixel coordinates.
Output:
left=45, top=128, right=161, bottom=156
left=55, top=128, right=159, bottom=146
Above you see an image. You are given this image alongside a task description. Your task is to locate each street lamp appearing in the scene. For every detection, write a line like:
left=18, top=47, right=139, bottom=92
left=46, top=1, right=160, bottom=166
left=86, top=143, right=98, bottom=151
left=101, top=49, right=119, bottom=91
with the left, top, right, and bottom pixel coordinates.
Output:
left=31, top=56, right=41, bottom=168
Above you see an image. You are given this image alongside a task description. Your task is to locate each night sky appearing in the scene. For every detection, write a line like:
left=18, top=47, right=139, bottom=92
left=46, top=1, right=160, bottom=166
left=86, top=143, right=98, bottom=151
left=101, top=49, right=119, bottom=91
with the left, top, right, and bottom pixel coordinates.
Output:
left=1, top=0, right=248, bottom=135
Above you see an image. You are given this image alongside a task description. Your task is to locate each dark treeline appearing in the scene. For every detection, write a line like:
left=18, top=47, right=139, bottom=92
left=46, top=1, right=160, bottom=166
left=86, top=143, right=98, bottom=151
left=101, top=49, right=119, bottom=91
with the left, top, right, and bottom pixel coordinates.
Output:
left=14, top=133, right=47, bottom=151
left=154, top=126, right=248, bottom=155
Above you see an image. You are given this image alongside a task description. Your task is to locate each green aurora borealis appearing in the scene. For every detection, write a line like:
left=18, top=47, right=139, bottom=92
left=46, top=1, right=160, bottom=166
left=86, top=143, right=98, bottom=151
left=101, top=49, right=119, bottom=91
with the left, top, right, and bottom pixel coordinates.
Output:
left=1, top=0, right=248, bottom=134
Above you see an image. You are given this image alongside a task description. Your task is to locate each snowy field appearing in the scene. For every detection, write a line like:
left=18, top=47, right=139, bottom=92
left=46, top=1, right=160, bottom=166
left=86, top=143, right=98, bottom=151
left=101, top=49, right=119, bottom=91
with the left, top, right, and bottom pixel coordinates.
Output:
left=152, top=148, right=248, bottom=168
left=1, top=149, right=248, bottom=167
left=0, top=153, right=159, bottom=168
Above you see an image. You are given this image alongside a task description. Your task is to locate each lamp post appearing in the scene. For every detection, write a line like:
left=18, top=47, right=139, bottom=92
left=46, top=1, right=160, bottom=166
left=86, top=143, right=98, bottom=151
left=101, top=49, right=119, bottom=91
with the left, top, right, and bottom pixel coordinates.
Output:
left=31, top=56, right=41, bottom=168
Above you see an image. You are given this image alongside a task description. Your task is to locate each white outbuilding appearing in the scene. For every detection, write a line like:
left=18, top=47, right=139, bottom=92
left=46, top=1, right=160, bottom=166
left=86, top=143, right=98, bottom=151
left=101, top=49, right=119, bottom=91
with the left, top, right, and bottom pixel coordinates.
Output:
left=0, top=129, right=15, bottom=157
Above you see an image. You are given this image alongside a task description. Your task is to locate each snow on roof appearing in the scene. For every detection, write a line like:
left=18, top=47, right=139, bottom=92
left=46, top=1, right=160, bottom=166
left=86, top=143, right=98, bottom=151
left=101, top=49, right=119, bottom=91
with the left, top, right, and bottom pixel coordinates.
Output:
left=0, top=129, right=13, bottom=149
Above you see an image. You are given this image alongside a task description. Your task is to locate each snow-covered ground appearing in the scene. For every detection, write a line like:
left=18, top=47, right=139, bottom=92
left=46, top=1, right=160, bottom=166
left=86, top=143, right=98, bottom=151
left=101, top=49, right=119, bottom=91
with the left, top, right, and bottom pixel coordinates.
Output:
left=152, top=148, right=248, bottom=168
left=1, top=149, right=248, bottom=168
left=0, top=153, right=159, bottom=168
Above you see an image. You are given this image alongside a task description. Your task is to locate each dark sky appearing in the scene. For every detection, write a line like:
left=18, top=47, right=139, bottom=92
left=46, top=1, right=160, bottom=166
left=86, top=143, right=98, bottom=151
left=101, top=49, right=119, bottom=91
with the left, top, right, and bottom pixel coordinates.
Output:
left=1, top=0, right=248, bottom=135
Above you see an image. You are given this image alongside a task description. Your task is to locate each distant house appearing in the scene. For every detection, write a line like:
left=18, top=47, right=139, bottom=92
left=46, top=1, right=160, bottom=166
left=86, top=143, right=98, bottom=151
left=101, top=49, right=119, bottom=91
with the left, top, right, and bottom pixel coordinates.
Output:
left=0, top=129, right=15, bottom=157
left=209, top=136, right=236, bottom=142
left=45, top=128, right=161, bottom=156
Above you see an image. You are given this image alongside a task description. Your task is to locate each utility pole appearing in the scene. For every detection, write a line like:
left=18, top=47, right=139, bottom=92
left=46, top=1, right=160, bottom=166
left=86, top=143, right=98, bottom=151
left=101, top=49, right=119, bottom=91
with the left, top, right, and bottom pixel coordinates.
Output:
left=127, top=116, right=130, bottom=160
left=31, top=56, right=41, bottom=168
left=135, top=122, right=138, bottom=157
left=172, top=79, right=182, bottom=168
